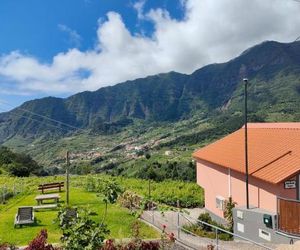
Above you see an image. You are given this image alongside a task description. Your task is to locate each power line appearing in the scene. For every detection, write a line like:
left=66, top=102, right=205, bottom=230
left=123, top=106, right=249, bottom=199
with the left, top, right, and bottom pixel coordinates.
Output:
left=294, top=35, right=300, bottom=42
left=0, top=107, right=75, bottom=134
left=0, top=100, right=86, bottom=133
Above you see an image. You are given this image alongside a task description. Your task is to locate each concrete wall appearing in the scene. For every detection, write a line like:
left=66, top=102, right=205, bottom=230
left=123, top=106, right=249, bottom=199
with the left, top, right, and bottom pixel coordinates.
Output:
left=196, top=160, right=297, bottom=218
left=233, top=207, right=297, bottom=244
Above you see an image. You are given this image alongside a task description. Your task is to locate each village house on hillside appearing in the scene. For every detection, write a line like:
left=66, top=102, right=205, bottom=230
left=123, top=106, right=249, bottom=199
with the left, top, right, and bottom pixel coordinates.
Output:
left=193, top=123, right=300, bottom=244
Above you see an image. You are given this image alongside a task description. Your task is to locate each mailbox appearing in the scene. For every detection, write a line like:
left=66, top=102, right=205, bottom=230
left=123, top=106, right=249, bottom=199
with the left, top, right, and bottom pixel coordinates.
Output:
left=263, top=214, right=273, bottom=229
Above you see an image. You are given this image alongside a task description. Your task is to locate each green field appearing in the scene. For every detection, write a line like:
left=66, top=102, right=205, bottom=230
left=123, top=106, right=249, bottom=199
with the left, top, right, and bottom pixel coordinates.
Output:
left=0, top=175, right=203, bottom=246
left=0, top=188, right=159, bottom=245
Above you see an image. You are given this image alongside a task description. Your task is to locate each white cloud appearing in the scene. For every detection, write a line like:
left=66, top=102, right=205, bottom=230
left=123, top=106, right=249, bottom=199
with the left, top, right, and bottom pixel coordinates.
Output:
left=58, top=24, right=82, bottom=48
left=133, top=0, right=146, bottom=20
left=1, top=0, right=300, bottom=96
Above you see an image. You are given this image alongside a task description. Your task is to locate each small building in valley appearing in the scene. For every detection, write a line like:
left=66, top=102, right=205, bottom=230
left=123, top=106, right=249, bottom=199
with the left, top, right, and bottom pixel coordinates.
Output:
left=193, top=123, right=300, bottom=243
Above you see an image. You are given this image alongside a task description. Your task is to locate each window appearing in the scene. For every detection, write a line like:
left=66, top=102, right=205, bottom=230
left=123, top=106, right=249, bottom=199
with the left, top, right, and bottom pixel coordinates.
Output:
left=216, top=195, right=225, bottom=210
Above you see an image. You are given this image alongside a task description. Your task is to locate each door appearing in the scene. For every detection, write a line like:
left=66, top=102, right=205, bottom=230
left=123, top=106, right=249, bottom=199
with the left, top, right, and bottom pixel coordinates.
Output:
left=298, top=174, right=300, bottom=200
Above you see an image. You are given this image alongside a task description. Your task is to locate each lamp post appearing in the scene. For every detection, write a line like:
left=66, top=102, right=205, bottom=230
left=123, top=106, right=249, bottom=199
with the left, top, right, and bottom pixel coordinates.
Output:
left=66, top=151, right=70, bottom=206
left=243, top=78, right=249, bottom=209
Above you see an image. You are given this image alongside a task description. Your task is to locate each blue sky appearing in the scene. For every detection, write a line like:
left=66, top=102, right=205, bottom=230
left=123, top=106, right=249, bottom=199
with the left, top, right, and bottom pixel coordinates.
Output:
left=0, top=0, right=183, bottom=61
left=0, top=0, right=300, bottom=111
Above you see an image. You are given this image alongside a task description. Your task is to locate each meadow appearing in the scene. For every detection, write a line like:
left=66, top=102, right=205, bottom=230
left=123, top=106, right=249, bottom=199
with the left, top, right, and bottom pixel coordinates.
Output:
left=0, top=175, right=204, bottom=246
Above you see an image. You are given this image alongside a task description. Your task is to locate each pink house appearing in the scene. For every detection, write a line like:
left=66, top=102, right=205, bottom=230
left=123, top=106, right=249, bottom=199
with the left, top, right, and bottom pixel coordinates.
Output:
left=193, top=123, right=300, bottom=237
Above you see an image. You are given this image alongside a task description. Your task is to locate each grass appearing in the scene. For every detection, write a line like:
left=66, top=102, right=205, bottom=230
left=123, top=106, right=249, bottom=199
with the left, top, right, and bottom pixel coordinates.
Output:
left=79, top=175, right=204, bottom=208
left=0, top=187, right=159, bottom=246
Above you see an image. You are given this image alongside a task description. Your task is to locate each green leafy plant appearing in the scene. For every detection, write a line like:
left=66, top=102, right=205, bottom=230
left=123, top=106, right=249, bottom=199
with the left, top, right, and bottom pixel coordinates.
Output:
left=223, top=197, right=236, bottom=232
left=59, top=208, right=109, bottom=250
left=183, top=212, right=233, bottom=241
left=57, top=206, right=78, bottom=230
left=97, top=180, right=123, bottom=223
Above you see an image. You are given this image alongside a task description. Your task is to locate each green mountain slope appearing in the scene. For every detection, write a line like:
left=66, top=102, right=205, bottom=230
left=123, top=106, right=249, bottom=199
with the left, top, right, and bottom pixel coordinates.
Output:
left=0, top=40, right=299, bottom=175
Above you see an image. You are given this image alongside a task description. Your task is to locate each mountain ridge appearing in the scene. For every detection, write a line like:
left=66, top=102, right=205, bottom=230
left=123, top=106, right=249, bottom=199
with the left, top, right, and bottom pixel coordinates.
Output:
left=0, top=40, right=300, bottom=144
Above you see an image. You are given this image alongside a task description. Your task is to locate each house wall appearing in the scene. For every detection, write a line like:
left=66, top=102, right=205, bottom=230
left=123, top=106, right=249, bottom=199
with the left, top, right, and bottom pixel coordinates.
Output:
left=196, top=160, right=297, bottom=217
left=196, top=160, right=230, bottom=218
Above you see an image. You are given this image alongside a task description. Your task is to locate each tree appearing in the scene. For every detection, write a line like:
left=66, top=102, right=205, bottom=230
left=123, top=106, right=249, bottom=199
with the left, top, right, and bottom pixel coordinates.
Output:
left=0, top=147, right=41, bottom=177
left=97, top=180, right=122, bottom=223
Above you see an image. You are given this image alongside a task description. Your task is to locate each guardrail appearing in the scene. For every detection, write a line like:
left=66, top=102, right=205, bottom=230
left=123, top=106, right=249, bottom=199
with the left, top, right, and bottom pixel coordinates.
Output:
left=141, top=210, right=274, bottom=250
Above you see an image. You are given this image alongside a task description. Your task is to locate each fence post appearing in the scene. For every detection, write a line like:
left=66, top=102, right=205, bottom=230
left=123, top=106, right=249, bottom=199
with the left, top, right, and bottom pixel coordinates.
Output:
left=215, top=228, right=219, bottom=250
left=177, top=200, right=180, bottom=239
left=152, top=204, right=154, bottom=225
left=2, top=186, right=6, bottom=204
left=177, top=211, right=180, bottom=239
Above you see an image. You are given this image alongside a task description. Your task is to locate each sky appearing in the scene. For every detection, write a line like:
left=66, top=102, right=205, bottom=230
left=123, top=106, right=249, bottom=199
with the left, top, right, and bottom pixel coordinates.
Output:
left=0, top=0, right=300, bottom=111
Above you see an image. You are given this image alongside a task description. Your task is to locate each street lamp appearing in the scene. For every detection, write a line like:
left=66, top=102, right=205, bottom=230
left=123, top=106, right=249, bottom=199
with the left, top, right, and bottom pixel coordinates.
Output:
left=66, top=151, right=70, bottom=206
left=243, top=78, right=249, bottom=209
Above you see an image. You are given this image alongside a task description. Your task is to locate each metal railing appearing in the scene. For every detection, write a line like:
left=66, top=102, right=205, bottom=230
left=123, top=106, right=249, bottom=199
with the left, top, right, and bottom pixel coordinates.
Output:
left=141, top=210, right=274, bottom=250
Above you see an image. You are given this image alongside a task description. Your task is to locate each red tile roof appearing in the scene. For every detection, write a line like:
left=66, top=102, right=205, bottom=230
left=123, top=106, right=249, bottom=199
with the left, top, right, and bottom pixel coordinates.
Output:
left=192, top=123, right=300, bottom=184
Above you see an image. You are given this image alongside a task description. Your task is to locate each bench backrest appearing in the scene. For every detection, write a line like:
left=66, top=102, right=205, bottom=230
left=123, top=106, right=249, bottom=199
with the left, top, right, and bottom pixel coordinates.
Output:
left=18, top=207, right=33, bottom=221
left=38, top=182, right=64, bottom=189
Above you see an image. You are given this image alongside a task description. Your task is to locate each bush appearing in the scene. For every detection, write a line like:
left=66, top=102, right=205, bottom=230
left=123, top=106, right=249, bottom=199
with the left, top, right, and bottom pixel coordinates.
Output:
left=0, top=243, right=17, bottom=250
left=101, top=239, right=160, bottom=250
left=24, top=229, right=55, bottom=250
left=182, top=213, right=233, bottom=241
left=223, top=197, right=236, bottom=232
left=0, top=147, right=42, bottom=177
left=118, top=191, right=143, bottom=210
left=198, top=213, right=213, bottom=231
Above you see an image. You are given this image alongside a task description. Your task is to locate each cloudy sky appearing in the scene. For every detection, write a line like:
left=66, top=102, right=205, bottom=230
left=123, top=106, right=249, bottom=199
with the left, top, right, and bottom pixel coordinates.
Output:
left=0, top=0, right=300, bottom=110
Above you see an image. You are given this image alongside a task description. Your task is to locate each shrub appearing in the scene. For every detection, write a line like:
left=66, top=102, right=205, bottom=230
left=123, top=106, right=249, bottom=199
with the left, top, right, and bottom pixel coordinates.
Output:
left=118, top=191, right=142, bottom=211
left=198, top=213, right=213, bottom=231
left=0, top=243, right=17, bottom=250
left=101, top=240, right=160, bottom=250
left=24, top=229, right=55, bottom=250
left=183, top=213, right=233, bottom=241
left=223, top=197, right=236, bottom=232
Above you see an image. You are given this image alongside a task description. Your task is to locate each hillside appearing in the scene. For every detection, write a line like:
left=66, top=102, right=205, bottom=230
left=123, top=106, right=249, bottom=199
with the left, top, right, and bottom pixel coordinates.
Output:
left=0, top=40, right=299, bottom=177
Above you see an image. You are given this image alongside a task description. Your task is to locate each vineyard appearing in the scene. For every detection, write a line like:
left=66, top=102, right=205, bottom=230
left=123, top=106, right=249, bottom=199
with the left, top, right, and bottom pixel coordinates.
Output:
left=0, top=175, right=204, bottom=246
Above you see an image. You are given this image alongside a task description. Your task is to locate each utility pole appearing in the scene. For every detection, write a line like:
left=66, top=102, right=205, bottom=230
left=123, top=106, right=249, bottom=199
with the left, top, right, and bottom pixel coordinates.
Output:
left=66, top=151, right=70, bottom=206
left=243, top=78, right=249, bottom=209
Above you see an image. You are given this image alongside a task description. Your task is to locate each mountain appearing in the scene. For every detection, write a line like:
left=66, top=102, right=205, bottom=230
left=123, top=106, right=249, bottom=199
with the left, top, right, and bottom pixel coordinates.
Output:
left=0, top=40, right=300, bottom=170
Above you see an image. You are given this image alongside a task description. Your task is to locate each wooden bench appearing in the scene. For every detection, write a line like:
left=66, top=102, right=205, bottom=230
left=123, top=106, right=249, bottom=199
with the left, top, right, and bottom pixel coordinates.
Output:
left=38, top=182, right=64, bottom=194
left=33, top=204, right=58, bottom=211
left=35, top=194, right=61, bottom=205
